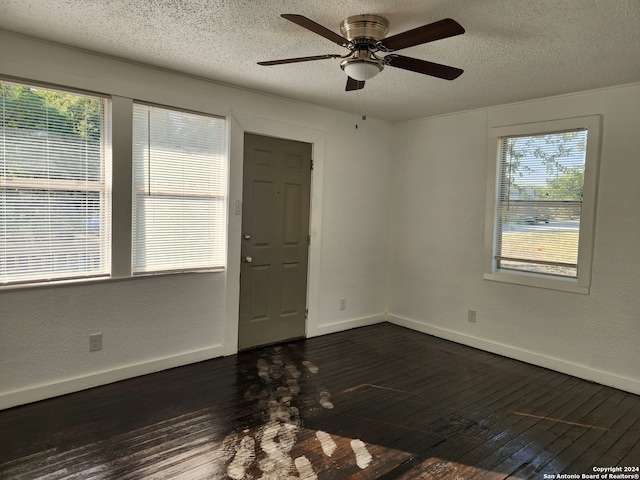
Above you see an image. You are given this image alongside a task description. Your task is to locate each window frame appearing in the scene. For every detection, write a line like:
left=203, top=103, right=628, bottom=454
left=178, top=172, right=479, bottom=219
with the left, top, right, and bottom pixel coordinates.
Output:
left=0, top=78, right=112, bottom=287
left=131, top=101, right=228, bottom=276
left=483, top=115, right=602, bottom=294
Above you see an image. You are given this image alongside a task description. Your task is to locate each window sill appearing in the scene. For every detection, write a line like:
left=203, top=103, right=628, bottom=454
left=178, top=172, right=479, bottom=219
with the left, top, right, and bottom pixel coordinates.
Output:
left=483, top=271, right=590, bottom=294
left=0, top=269, right=226, bottom=293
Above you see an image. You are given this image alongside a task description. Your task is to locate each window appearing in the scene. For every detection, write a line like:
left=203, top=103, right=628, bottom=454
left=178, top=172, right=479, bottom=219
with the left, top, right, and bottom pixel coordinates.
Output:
left=132, top=103, right=227, bottom=274
left=0, top=80, right=111, bottom=286
left=484, top=116, right=601, bottom=293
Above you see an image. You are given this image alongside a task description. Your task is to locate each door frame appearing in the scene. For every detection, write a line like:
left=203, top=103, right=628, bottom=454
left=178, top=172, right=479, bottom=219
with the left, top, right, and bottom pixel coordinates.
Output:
left=224, top=113, right=325, bottom=355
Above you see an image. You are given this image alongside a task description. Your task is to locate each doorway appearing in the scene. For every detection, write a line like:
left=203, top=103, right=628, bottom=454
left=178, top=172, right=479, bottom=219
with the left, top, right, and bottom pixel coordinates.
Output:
left=238, top=133, right=312, bottom=349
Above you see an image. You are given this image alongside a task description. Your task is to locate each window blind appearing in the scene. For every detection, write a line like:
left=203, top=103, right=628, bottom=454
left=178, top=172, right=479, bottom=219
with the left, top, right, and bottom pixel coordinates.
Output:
left=496, top=129, right=588, bottom=278
left=0, top=81, right=111, bottom=286
left=132, top=103, right=227, bottom=274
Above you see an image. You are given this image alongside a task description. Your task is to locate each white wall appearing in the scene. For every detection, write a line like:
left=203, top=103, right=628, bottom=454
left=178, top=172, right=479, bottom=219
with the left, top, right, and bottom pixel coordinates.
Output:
left=0, top=32, right=391, bottom=409
left=387, top=83, right=640, bottom=395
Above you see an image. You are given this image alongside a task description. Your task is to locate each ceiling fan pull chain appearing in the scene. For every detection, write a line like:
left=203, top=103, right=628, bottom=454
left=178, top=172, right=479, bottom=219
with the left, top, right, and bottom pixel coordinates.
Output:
left=355, top=87, right=368, bottom=129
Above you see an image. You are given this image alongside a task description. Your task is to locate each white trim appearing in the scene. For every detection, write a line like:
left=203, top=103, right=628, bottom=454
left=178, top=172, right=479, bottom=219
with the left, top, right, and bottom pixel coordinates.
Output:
left=388, top=314, right=640, bottom=396
left=314, top=314, right=387, bottom=337
left=488, top=115, right=601, bottom=137
left=0, top=345, right=224, bottom=411
left=110, top=96, right=134, bottom=279
left=482, top=271, right=589, bottom=294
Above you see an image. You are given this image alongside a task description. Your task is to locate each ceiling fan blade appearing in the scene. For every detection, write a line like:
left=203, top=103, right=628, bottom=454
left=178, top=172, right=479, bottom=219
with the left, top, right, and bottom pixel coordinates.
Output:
left=379, top=18, right=464, bottom=51
left=258, top=54, right=342, bottom=66
left=385, top=54, right=463, bottom=80
left=281, top=14, right=349, bottom=47
left=345, top=77, right=365, bottom=91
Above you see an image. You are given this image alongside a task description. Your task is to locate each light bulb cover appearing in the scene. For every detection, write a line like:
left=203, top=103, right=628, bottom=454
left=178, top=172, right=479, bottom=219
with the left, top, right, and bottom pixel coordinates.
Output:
left=343, top=62, right=382, bottom=81
left=340, top=57, right=384, bottom=81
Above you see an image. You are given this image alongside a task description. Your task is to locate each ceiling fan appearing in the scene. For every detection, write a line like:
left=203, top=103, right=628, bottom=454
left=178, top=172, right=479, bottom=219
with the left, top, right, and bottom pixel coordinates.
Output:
left=258, top=14, right=465, bottom=91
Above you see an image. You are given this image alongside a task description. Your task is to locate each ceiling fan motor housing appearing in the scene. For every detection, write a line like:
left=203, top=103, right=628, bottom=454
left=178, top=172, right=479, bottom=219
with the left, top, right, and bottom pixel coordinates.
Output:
left=339, top=14, right=389, bottom=42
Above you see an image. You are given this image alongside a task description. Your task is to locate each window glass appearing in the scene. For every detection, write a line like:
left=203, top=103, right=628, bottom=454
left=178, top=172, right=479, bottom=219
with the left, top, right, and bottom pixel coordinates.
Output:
left=496, top=129, right=587, bottom=278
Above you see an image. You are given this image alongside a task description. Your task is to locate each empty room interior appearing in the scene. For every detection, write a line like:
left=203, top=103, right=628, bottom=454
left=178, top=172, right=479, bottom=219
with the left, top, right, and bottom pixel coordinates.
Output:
left=1, top=0, right=640, bottom=478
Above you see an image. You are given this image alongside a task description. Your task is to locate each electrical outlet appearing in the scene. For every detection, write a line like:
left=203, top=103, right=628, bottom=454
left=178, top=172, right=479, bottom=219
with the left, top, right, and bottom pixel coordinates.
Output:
left=468, top=310, right=477, bottom=323
left=89, top=333, right=103, bottom=352
left=339, top=298, right=347, bottom=310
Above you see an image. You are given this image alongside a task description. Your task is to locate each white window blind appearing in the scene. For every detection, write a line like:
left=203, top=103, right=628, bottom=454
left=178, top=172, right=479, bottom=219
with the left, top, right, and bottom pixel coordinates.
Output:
left=0, top=80, right=111, bottom=286
left=496, top=129, right=588, bottom=278
left=132, top=103, right=227, bottom=274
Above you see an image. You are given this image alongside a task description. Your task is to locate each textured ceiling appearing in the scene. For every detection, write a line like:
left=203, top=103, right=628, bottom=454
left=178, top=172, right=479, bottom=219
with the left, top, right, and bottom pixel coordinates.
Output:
left=1, top=0, right=639, bottom=122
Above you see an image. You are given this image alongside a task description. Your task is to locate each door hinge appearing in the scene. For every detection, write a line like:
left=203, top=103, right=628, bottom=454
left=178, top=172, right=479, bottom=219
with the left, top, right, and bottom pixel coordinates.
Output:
left=308, top=234, right=311, bottom=246
left=305, top=308, right=308, bottom=319
left=310, top=158, right=314, bottom=170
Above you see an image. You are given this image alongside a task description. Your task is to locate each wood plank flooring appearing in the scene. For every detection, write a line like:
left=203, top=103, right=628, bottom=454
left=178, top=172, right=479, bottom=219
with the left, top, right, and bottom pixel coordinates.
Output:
left=1, top=323, right=639, bottom=479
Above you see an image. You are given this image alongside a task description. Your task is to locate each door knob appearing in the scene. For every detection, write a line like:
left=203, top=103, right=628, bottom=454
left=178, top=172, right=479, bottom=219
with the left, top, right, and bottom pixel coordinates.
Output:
left=244, top=234, right=251, bottom=239
left=243, top=256, right=253, bottom=263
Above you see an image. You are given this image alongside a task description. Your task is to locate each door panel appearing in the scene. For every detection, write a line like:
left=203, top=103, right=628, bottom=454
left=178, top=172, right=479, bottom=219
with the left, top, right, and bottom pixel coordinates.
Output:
left=239, top=133, right=312, bottom=349
left=281, top=262, right=301, bottom=316
left=283, top=183, right=302, bottom=245
left=252, top=181, right=273, bottom=247
left=249, top=264, right=270, bottom=321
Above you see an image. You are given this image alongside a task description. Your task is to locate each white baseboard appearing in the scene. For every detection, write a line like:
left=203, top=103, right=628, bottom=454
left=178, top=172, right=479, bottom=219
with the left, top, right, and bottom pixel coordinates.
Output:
left=314, top=314, right=387, bottom=337
left=388, top=314, right=640, bottom=396
left=0, top=345, right=224, bottom=411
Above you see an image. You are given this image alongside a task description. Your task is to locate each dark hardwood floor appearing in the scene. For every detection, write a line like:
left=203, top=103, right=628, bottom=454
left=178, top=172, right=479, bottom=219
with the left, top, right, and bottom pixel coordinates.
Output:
left=1, top=323, right=639, bottom=479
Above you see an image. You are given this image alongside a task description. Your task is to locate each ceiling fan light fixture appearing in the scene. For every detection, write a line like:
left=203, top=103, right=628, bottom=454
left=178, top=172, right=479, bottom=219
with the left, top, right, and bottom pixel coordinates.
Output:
left=341, top=52, right=384, bottom=81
